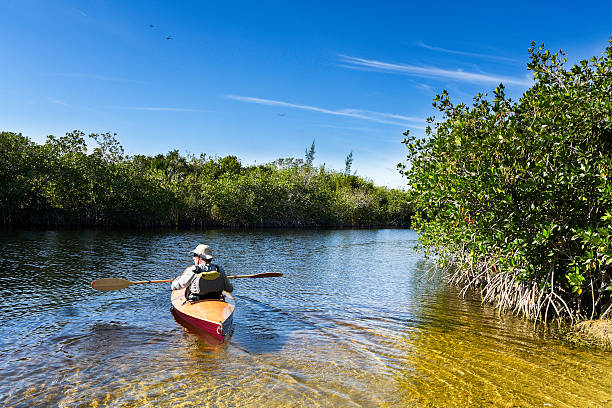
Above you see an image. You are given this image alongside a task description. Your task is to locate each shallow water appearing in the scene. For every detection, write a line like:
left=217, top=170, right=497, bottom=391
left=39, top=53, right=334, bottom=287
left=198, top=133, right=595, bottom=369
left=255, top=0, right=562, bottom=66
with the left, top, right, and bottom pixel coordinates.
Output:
left=0, top=229, right=610, bottom=407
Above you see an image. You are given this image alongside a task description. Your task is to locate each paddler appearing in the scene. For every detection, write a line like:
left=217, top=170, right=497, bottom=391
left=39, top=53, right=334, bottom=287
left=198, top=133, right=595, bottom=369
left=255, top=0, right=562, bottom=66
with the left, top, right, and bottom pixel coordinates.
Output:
left=171, top=244, right=233, bottom=301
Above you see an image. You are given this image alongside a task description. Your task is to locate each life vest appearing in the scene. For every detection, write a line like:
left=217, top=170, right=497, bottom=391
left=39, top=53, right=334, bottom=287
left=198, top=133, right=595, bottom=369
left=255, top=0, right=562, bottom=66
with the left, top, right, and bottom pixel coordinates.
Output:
left=192, top=264, right=224, bottom=295
left=195, top=263, right=220, bottom=280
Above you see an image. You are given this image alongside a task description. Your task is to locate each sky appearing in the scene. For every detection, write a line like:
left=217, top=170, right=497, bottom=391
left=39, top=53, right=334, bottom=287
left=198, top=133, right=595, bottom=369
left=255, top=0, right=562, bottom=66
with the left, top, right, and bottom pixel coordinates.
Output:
left=1, top=1, right=611, bottom=188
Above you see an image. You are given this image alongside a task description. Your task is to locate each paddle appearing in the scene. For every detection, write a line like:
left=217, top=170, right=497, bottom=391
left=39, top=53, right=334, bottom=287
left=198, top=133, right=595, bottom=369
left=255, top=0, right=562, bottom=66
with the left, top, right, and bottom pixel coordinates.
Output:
left=227, top=272, right=283, bottom=279
left=91, top=272, right=283, bottom=291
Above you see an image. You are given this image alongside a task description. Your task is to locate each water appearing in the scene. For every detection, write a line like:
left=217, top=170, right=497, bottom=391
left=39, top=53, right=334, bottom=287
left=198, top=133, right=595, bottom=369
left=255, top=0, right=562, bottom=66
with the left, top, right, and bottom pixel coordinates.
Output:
left=0, top=229, right=610, bottom=407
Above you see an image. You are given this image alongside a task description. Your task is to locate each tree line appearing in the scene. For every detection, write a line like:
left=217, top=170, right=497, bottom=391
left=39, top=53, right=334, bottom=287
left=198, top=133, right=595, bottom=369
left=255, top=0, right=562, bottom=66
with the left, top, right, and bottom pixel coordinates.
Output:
left=401, top=38, right=612, bottom=321
left=0, top=131, right=412, bottom=228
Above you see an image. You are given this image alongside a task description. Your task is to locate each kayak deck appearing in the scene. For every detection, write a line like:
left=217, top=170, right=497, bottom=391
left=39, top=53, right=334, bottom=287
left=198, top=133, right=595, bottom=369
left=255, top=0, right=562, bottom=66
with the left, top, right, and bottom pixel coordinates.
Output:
left=171, top=288, right=235, bottom=341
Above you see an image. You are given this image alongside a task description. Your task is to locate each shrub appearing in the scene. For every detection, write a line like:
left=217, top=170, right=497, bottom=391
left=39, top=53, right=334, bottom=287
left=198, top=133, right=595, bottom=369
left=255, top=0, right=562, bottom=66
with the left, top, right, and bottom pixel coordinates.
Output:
left=400, top=38, right=612, bottom=321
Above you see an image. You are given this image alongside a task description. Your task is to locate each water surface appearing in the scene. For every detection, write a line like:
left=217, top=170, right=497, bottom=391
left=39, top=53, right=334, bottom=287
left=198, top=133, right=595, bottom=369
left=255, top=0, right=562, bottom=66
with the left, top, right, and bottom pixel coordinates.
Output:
left=1, top=229, right=610, bottom=407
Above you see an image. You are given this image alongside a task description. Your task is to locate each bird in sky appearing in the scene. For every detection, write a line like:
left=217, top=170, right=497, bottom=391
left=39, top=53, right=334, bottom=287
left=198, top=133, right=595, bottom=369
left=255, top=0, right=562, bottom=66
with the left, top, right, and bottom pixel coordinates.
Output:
left=148, top=24, right=154, bottom=28
left=166, top=35, right=172, bottom=40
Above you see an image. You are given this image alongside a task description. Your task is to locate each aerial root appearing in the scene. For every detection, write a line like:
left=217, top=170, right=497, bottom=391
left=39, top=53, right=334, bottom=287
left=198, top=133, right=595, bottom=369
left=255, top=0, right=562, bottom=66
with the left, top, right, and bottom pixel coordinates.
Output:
left=442, top=248, right=580, bottom=321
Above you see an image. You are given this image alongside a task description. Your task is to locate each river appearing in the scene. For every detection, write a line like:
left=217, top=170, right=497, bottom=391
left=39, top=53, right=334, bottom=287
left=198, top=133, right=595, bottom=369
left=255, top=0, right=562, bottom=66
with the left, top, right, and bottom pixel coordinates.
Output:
left=1, top=229, right=610, bottom=407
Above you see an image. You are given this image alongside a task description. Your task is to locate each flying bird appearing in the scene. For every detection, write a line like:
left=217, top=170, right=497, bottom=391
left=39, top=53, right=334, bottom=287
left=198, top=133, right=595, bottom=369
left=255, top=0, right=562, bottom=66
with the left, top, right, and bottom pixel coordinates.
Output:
left=148, top=24, right=154, bottom=28
left=166, top=35, right=172, bottom=40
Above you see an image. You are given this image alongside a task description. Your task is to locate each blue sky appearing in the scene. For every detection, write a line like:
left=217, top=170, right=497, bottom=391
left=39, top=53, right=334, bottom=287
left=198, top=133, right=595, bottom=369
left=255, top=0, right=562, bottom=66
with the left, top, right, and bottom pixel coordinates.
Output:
left=1, top=1, right=611, bottom=188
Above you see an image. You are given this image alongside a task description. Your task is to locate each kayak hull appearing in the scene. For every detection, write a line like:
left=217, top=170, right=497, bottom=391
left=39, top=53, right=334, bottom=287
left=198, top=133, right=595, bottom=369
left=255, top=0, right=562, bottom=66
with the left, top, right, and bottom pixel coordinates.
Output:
left=171, top=288, right=235, bottom=342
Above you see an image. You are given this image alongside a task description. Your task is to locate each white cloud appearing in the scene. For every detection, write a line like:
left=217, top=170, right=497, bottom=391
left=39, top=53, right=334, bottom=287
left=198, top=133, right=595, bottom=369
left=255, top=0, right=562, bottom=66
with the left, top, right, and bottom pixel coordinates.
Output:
left=47, top=97, right=69, bottom=106
left=415, top=41, right=517, bottom=62
left=338, top=55, right=531, bottom=86
left=339, top=109, right=424, bottom=124
left=225, top=95, right=424, bottom=127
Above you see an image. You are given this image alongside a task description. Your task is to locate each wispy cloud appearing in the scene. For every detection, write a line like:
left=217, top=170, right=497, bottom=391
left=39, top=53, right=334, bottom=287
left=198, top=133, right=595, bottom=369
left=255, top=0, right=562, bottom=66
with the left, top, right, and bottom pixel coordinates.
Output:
left=341, top=109, right=424, bottom=123
left=47, top=97, right=70, bottom=106
left=115, top=106, right=212, bottom=113
left=77, top=9, right=88, bottom=17
left=414, top=83, right=434, bottom=92
left=338, top=55, right=531, bottom=86
left=316, top=124, right=388, bottom=133
left=225, top=95, right=424, bottom=127
left=44, top=73, right=147, bottom=84
left=415, top=41, right=517, bottom=62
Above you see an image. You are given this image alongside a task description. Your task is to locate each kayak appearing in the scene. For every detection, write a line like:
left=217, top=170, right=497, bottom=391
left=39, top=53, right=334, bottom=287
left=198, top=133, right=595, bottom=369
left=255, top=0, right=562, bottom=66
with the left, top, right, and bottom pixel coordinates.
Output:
left=170, top=288, right=235, bottom=342
left=91, top=273, right=281, bottom=342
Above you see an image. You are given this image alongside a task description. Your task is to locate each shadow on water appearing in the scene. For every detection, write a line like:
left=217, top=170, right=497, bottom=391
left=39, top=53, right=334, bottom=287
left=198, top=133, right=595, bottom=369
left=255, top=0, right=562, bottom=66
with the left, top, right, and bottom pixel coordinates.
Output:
left=171, top=292, right=321, bottom=354
left=229, top=294, right=293, bottom=354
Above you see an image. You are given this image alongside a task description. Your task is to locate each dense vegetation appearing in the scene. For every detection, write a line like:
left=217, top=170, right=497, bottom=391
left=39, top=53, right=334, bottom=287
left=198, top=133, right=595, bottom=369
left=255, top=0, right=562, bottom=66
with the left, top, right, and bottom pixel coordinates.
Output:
left=400, top=39, right=612, bottom=321
left=0, top=131, right=412, bottom=228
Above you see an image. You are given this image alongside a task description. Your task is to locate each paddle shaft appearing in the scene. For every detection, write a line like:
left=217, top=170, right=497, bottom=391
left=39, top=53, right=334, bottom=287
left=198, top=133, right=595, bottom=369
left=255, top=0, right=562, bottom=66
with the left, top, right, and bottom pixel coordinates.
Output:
left=132, top=273, right=282, bottom=284
left=91, top=272, right=283, bottom=291
left=132, top=279, right=173, bottom=284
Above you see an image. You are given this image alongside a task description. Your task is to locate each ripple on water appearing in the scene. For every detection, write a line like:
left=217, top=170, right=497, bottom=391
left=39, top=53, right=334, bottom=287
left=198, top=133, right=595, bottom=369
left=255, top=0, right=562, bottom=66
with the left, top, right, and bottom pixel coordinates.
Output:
left=1, top=229, right=611, bottom=407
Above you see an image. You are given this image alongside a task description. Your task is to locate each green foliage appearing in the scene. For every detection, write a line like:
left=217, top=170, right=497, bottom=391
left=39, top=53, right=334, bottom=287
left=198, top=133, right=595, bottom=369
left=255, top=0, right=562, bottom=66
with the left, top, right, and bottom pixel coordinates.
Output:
left=0, top=132, right=38, bottom=223
left=400, top=38, right=612, bottom=320
left=0, top=131, right=412, bottom=229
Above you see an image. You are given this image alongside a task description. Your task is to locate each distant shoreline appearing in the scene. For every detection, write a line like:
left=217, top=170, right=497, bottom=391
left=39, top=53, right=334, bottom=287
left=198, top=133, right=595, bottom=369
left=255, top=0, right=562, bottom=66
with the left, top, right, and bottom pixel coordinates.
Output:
left=1, top=130, right=414, bottom=230
left=0, top=223, right=412, bottom=232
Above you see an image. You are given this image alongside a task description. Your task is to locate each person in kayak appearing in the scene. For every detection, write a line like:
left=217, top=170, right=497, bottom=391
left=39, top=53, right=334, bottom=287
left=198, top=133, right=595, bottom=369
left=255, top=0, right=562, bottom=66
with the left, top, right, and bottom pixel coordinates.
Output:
left=171, top=244, right=233, bottom=301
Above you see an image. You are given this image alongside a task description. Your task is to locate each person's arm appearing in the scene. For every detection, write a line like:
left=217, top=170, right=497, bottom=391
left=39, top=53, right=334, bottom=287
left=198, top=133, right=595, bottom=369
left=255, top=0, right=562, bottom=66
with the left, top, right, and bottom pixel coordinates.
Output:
left=219, top=265, right=233, bottom=292
left=171, top=266, right=195, bottom=290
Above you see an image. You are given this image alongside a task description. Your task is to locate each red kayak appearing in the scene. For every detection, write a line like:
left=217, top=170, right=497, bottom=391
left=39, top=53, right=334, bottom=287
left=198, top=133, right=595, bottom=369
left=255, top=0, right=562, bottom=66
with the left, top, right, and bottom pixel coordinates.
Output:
left=170, top=288, right=235, bottom=342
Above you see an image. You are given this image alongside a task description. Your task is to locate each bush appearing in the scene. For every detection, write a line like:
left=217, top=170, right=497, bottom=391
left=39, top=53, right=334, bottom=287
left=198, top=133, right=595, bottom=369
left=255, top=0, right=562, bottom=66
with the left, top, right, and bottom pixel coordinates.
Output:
left=400, top=38, right=612, bottom=321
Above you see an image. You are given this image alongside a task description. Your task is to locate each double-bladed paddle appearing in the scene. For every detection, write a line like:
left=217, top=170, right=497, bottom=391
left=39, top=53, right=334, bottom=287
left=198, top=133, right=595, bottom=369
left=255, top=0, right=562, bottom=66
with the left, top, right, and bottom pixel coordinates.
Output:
left=91, top=272, right=284, bottom=291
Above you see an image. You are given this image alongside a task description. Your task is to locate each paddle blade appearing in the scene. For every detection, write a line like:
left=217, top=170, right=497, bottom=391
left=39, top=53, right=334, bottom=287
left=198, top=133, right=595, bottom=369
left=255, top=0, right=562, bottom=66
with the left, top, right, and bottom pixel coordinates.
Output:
left=251, top=272, right=283, bottom=278
left=228, top=272, right=284, bottom=279
left=91, top=278, right=133, bottom=291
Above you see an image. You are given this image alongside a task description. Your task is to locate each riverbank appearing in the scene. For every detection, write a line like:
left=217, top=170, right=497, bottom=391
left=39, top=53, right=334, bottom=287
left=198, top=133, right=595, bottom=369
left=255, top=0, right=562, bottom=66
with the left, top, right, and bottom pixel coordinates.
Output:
left=456, top=282, right=612, bottom=351
left=566, top=319, right=612, bottom=351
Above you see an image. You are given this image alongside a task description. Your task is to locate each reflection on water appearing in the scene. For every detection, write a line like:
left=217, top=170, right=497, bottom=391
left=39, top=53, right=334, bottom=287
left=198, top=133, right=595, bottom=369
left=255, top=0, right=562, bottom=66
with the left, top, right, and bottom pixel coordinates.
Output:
left=0, top=229, right=611, bottom=407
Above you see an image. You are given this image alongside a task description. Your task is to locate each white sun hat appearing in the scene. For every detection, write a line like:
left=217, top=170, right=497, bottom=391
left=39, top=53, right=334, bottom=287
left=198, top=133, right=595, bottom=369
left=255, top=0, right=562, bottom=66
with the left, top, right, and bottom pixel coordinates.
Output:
left=192, top=244, right=213, bottom=260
